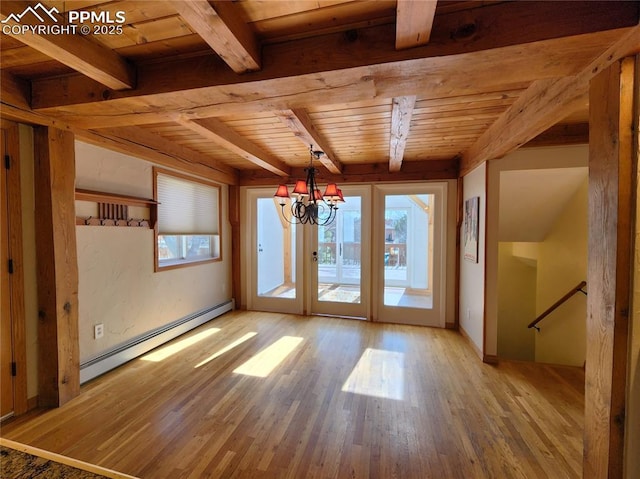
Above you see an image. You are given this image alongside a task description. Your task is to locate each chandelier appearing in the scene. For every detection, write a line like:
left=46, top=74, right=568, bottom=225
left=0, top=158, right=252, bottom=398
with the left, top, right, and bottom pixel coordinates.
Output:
left=274, top=145, right=344, bottom=226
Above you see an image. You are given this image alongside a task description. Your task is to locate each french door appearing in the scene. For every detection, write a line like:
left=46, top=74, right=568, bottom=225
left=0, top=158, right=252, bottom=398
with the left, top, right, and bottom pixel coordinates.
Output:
left=247, top=189, right=303, bottom=314
left=310, top=186, right=370, bottom=318
left=247, top=183, right=446, bottom=327
left=374, top=183, right=447, bottom=327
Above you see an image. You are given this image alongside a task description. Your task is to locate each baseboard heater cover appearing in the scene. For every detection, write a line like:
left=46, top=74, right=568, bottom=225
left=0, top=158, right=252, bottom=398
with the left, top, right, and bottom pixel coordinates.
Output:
left=80, top=300, right=233, bottom=384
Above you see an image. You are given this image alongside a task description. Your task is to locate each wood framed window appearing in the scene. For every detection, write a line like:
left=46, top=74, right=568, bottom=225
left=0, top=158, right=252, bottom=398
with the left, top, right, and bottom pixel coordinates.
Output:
left=154, top=168, right=221, bottom=271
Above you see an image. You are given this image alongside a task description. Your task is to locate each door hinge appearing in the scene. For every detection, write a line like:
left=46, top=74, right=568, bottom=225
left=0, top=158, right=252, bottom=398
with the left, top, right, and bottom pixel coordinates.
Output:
left=8, top=259, right=14, bottom=274
left=4, top=154, right=9, bottom=170
left=11, top=362, right=17, bottom=377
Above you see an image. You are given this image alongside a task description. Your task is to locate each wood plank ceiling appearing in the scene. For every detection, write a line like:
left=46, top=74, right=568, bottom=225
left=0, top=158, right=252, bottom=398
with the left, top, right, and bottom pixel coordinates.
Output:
left=1, top=1, right=639, bottom=185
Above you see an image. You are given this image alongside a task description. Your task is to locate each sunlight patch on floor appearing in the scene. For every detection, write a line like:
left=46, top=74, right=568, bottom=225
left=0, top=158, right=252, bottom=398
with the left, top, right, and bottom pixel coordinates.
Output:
left=342, top=348, right=405, bottom=400
left=194, top=332, right=258, bottom=368
left=140, top=328, right=221, bottom=362
left=233, top=336, right=303, bottom=377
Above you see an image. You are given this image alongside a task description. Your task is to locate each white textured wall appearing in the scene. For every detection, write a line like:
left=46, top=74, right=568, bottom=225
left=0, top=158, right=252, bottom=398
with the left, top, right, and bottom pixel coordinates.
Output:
left=75, top=142, right=232, bottom=363
left=459, top=163, right=486, bottom=354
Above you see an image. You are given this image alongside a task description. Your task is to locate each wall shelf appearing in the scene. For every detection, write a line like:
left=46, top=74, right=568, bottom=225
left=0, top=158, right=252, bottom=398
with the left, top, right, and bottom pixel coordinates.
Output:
left=75, top=189, right=157, bottom=228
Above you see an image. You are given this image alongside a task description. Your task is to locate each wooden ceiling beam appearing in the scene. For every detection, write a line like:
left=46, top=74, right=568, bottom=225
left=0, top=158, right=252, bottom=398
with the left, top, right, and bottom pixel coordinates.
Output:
left=30, top=0, right=638, bottom=113
left=97, top=126, right=239, bottom=185
left=1, top=71, right=31, bottom=110
left=460, top=24, right=640, bottom=175
left=171, top=0, right=260, bottom=73
left=30, top=29, right=627, bottom=130
left=524, top=123, right=589, bottom=148
left=396, top=0, right=437, bottom=50
left=274, top=109, right=342, bottom=174
left=0, top=1, right=135, bottom=90
left=389, top=95, right=416, bottom=172
left=177, top=117, right=290, bottom=177
left=238, top=158, right=458, bottom=186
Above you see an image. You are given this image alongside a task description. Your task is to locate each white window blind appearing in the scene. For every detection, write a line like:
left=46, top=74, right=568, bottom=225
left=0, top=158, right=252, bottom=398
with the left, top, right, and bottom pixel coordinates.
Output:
left=157, top=173, right=219, bottom=235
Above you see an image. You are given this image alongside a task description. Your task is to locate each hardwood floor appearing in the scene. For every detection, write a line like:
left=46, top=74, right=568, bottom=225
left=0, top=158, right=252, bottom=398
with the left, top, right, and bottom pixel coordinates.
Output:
left=1, top=311, right=584, bottom=478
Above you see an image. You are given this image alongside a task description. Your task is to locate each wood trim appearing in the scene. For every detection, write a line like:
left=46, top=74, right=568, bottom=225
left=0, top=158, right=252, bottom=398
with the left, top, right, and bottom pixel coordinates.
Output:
left=389, top=96, right=416, bottom=172
left=274, top=109, right=342, bottom=174
left=33, top=126, right=79, bottom=408
left=395, top=0, right=437, bottom=50
left=238, top=158, right=459, bottom=186
left=97, top=126, right=239, bottom=184
left=524, top=122, right=589, bottom=148
left=584, top=56, right=636, bottom=478
left=229, top=185, right=242, bottom=309
left=1, top=123, right=28, bottom=415
left=0, top=438, right=140, bottom=479
left=461, top=24, right=640, bottom=175
left=77, top=129, right=238, bottom=186
left=75, top=189, right=157, bottom=207
left=0, top=1, right=135, bottom=90
left=152, top=167, right=224, bottom=273
left=177, top=118, right=291, bottom=177
left=30, top=2, right=639, bottom=114
left=172, top=0, right=260, bottom=73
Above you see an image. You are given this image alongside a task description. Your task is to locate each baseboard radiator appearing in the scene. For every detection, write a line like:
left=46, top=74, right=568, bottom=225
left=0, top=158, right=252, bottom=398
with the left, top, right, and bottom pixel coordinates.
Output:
left=80, top=300, right=234, bottom=384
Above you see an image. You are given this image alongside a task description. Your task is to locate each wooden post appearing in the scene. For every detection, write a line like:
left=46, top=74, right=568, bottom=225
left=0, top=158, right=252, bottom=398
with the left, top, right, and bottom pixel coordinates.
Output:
left=34, top=126, right=79, bottom=408
left=229, top=185, right=242, bottom=309
left=585, top=56, right=637, bottom=478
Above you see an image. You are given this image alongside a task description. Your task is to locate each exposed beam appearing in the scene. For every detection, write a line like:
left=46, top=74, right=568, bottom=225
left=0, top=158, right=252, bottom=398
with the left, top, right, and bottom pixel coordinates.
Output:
left=33, top=126, right=79, bottom=407
left=171, top=0, right=260, bottom=73
left=30, top=29, right=626, bottom=130
left=76, top=129, right=237, bottom=185
left=177, top=117, right=290, bottom=177
left=0, top=1, right=135, bottom=90
left=274, top=109, right=342, bottom=174
left=524, top=123, right=589, bottom=148
left=389, top=95, right=416, bottom=172
left=96, top=126, right=239, bottom=185
left=460, top=23, right=640, bottom=175
left=584, top=56, right=636, bottom=479
left=1, top=71, right=31, bottom=110
left=29, top=0, right=638, bottom=117
left=396, top=0, right=437, bottom=50
left=238, top=158, right=458, bottom=186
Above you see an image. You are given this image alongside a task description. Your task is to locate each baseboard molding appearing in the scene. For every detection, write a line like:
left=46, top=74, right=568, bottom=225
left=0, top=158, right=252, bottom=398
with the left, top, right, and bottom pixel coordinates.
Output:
left=80, top=301, right=233, bottom=384
left=458, top=325, right=483, bottom=361
left=483, top=354, right=499, bottom=365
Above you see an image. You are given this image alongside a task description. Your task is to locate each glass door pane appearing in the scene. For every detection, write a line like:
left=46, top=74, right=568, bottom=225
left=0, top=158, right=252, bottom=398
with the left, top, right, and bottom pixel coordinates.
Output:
left=257, top=197, right=296, bottom=298
left=383, top=194, right=432, bottom=309
left=312, top=187, right=370, bottom=318
left=377, top=185, right=446, bottom=327
left=318, top=196, right=361, bottom=303
left=249, top=190, right=301, bottom=314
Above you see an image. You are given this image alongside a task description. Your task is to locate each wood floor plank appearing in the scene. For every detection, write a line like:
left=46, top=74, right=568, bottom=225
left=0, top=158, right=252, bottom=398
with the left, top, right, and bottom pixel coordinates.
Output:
left=0, top=311, right=584, bottom=478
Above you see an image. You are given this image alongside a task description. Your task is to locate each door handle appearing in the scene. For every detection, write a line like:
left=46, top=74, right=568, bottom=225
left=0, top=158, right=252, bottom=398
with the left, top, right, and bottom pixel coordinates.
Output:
left=258, top=243, right=263, bottom=253
left=339, top=243, right=342, bottom=256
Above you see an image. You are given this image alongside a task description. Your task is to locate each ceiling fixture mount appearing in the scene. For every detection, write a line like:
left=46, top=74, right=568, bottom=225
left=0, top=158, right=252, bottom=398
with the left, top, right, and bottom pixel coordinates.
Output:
left=274, top=145, right=344, bottom=226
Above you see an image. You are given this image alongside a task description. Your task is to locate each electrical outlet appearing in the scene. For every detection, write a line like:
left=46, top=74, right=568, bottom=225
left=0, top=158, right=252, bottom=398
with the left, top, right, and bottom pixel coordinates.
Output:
left=94, top=323, right=104, bottom=339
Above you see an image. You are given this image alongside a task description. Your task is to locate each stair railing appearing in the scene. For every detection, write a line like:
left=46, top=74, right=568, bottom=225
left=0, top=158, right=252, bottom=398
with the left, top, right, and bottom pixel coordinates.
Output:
left=528, top=281, right=587, bottom=332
